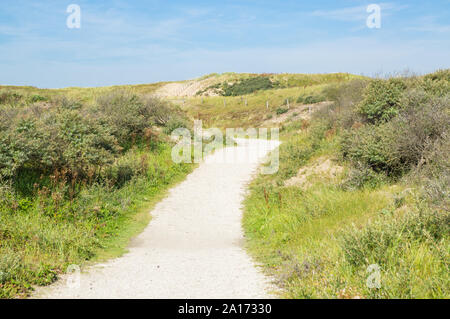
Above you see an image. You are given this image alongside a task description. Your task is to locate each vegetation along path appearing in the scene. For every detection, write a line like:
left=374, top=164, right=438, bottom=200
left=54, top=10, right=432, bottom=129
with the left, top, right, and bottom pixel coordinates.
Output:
left=34, top=139, right=279, bottom=298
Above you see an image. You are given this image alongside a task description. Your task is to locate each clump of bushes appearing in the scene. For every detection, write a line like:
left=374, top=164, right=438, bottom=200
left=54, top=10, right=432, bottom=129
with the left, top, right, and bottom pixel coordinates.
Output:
left=276, top=107, right=289, bottom=115
left=0, top=91, right=23, bottom=105
left=222, top=76, right=276, bottom=96
left=0, top=90, right=193, bottom=298
left=296, top=95, right=325, bottom=104
left=341, top=208, right=449, bottom=267
left=358, top=78, right=407, bottom=124
left=28, top=94, right=48, bottom=103
left=341, top=92, right=449, bottom=176
left=0, top=92, right=189, bottom=182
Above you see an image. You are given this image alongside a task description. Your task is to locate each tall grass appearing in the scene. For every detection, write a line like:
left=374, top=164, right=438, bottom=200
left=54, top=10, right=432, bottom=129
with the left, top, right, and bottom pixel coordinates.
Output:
left=242, top=70, right=450, bottom=299
left=0, top=90, right=194, bottom=298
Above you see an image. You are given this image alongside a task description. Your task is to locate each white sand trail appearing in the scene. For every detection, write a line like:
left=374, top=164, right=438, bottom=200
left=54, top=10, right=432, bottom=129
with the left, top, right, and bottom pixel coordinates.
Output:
left=34, top=139, right=279, bottom=299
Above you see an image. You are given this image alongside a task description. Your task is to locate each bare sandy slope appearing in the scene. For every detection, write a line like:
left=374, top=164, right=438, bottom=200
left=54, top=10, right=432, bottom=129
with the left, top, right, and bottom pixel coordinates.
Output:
left=34, top=139, right=280, bottom=299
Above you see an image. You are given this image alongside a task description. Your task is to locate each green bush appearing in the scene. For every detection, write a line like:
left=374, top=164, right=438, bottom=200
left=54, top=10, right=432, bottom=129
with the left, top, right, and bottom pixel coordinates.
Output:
left=340, top=208, right=449, bottom=267
left=358, top=78, right=407, bottom=123
left=340, top=162, right=386, bottom=190
left=340, top=123, right=398, bottom=174
left=0, top=110, right=119, bottom=180
left=28, top=94, right=48, bottom=103
left=222, top=76, right=275, bottom=96
left=341, top=89, right=449, bottom=176
left=96, top=92, right=185, bottom=146
left=0, top=91, right=23, bottom=105
left=276, top=107, right=289, bottom=115
left=296, top=95, right=325, bottom=104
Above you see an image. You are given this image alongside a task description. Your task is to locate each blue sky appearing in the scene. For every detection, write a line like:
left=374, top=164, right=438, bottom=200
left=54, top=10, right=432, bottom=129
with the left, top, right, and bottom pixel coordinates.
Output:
left=0, top=0, right=449, bottom=88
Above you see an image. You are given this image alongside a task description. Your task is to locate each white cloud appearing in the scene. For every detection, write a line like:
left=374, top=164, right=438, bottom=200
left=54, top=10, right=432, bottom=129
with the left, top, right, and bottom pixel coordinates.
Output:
left=404, top=16, right=450, bottom=33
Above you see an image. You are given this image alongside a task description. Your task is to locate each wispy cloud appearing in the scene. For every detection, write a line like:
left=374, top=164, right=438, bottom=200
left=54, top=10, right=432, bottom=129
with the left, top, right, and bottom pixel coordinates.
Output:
left=405, top=16, right=450, bottom=33
left=0, top=0, right=448, bottom=88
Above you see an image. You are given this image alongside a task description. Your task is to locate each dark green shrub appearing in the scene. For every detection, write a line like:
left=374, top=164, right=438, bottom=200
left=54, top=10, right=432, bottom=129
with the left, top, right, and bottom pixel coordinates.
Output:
left=296, top=96, right=304, bottom=103
left=28, top=94, right=48, bottom=103
left=296, top=95, right=325, bottom=104
left=0, top=109, right=119, bottom=180
left=222, top=76, right=275, bottom=96
left=358, top=78, right=407, bottom=123
left=276, top=107, right=289, bottom=115
left=96, top=92, right=185, bottom=146
left=304, top=95, right=324, bottom=104
left=341, top=90, right=449, bottom=176
left=340, top=123, right=399, bottom=175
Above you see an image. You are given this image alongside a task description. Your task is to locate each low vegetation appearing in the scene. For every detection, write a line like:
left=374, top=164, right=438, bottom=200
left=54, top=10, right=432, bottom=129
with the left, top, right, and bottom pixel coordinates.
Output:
left=0, top=90, right=193, bottom=298
left=242, top=70, right=449, bottom=298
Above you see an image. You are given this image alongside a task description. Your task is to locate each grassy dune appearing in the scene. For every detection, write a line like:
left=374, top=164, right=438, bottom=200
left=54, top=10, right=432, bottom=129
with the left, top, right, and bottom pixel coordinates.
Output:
left=241, top=70, right=449, bottom=298
left=1, top=70, right=447, bottom=299
left=0, top=87, right=193, bottom=298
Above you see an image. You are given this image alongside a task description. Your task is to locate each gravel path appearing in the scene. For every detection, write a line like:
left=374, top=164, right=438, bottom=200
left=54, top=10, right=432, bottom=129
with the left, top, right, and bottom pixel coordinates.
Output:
left=34, top=139, right=279, bottom=299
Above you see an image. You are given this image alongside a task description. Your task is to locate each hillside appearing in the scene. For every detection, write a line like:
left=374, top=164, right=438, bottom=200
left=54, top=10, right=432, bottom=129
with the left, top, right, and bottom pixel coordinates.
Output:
left=1, top=70, right=448, bottom=299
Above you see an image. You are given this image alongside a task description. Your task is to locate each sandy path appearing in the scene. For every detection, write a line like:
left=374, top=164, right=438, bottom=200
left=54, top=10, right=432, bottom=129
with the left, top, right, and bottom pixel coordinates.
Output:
left=34, top=139, right=279, bottom=299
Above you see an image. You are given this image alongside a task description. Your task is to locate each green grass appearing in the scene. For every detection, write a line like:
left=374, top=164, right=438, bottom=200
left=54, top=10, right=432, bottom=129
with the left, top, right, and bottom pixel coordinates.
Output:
left=184, top=85, right=330, bottom=129
left=0, top=142, right=194, bottom=298
left=242, top=119, right=449, bottom=299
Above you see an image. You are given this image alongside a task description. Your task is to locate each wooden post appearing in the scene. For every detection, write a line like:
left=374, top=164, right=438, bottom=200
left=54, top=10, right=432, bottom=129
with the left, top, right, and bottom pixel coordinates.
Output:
left=224, top=99, right=226, bottom=107
left=266, top=101, right=269, bottom=109
left=245, top=99, right=248, bottom=106
left=287, top=98, right=290, bottom=109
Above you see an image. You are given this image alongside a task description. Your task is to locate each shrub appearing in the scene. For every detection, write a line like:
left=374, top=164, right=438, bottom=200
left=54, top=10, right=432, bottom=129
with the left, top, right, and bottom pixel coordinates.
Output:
left=276, top=107, right=289, bottom=115
left=419, top=70, right=450, bottom=97
left=0, top=91, right=22, bottom=105
left=296, top=94, right=326, bottom=105
left=341, top=89, right=449, bottom=176
left=0, top=109, right=119, bottom=180
left=163, top=116, right=190, bottom=135
left=340, top=162, right=386, bottom=190
left=358, top=78, right=407, bottom=123
left=322, top=79, right=368, bottom=129
left=340, top=208, right=449, bottom=267
left=51, top=96, right=83, bottom=110
left=296, top=96, right=304, bottom=103
left=96, top=92, right=186, bottom=146
left=392, top=92, right=449, bottom=169
left=103, top=152, right=145, bottom=187
left=340, top=123, right=399, bottom=175
left=222, top=76, right=275, bottom=96
left=28, top=94, right=48, bottom=103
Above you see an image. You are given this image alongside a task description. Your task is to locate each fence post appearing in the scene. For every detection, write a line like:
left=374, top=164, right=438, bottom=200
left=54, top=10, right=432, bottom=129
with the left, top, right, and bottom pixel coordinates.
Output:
left=266, top=101, right=269, bottom=109
left=287, top=98, right=290, bottom=109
